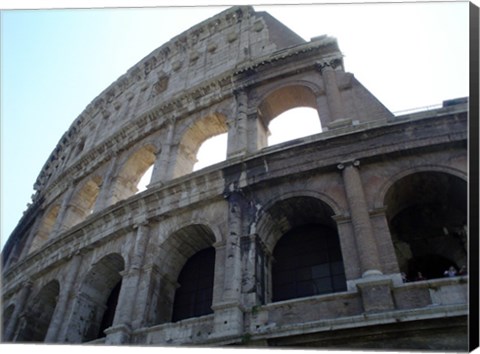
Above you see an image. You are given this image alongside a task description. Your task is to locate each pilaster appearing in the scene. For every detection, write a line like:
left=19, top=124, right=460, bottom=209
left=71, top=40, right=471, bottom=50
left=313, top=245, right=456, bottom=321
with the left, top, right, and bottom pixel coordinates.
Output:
left=212, top=190, right=246, bottom=337
left=50, top=185, right=76, bottom=235
left=150, top=119, right=175, bottom=185
left=106, top=221, right=150, bottom=344
left=246, top=111, right=268, bottom=153
left=92, top=158, right=117, bottom=212
left=45, top=253, right=83, bottom=342
left=227, top=89, right=249, bottom=158
left=241, top=234, right=268, bottom=308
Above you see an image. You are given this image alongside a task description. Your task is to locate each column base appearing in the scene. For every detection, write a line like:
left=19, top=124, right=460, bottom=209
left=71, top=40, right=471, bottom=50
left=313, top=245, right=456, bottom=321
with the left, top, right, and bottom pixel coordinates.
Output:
left=211, top=301, right=244, bottom=338
left=104, top=323, right=132, bottom=345
left=326, top=117, right=358, bottom=130
left=351, top=275, right=396, bottom=313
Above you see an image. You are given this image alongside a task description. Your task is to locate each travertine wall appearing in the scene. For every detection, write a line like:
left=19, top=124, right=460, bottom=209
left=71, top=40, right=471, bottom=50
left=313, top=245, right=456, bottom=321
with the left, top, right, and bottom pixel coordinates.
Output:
left=1, top=6, right=469, bottom=350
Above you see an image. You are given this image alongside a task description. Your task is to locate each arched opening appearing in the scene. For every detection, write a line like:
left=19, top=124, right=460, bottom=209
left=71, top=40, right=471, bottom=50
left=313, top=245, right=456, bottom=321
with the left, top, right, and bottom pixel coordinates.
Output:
left=272, top=224, right=346, bottom=302
left=16, top=280, right=59, bottom=342
left=258, top=85, right=321, bottom=148
left=109, top=145, right=156, bottom=205
left=63, top=176, right=102, bottom=229
left=259, top=196, right=346, bottom=303
left=193, top=133, right=228, bottom=171
left=65, top=253, right=124, bottom=343
left=28, top=204, right=60, bottom=254
left=268, top=107, right=321, bottom=146
left=173, top=113, right=228, bottom=178
left=154, top=224, right=216, bottom=325
left=172, top=247, right=215, bottom=322
left=385, top=172, right=467, bottom=281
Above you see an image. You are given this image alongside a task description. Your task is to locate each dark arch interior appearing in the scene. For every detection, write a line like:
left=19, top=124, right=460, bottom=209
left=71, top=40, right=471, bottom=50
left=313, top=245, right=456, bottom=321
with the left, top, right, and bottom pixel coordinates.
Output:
left=385, top=172, right=467, bottom=281
left=16, top=281, right=59, bottom=342
left=97, top=280, right=122, bottom=338
left=272, top=224, right=346, bottom=302
left=2, top=304, right=15, bottom=335
left=172, top=247, right=215, bottom=322
left=76, top=253, right=124, bottom=343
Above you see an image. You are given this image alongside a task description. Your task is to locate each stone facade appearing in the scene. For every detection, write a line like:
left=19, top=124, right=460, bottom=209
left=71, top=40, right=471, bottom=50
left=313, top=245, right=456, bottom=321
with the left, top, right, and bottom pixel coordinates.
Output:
left=1, top=6, right=469, bottom=351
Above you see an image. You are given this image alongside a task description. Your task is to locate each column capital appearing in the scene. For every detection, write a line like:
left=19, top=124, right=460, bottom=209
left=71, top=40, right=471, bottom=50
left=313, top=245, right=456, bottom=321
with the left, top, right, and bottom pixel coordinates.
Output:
left=133, top=219, right=149, bottom=229
left=315, top=58, right=343, bottom=73
left=337, top=159, right=360, bottom=170
left=233, top=87, right=247, bottom=97
left=21, top=278, right=34, bottom=289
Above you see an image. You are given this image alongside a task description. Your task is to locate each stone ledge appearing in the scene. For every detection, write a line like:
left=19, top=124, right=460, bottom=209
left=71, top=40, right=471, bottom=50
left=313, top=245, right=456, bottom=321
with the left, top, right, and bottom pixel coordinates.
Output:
left=246, top=303, right=468, bottom=343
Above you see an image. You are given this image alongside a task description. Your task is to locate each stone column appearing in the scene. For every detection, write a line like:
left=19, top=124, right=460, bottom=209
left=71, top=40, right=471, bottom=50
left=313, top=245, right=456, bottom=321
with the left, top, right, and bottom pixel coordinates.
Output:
left=105, top=222, right=150, bottom=345
left=16, top=217, right=43, bottom=259
left=222, top=191, right=243, bottom=301
left=150, top=119, right=175, bottom=185
left=338, top=160, right=381, bottom=277
left=211, top=190, right=244, bottom=338
left=246, top=111, right=268, bottom=153
left=50, top=185, right=76, bottom=235
left=338, top=161, right=397, bottom=313
left=44, top=253, right=82, bottom=342
left=3, top=280, right=32, bottom=341
left=227, top=89, right=248, bottom=158
left=92, top=159, right=118, bottom=211
left=241, top=234, right=268, bottom=308
left=332, top=214, right=362, bottom=284
left=370, top=207, right=403, bottom=284
left=316, top=59, right=348, bottom=127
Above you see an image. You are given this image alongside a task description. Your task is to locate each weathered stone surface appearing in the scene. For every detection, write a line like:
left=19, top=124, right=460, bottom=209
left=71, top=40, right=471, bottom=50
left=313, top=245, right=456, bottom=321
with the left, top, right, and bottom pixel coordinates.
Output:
left=1, top=6, right=468, bottom=351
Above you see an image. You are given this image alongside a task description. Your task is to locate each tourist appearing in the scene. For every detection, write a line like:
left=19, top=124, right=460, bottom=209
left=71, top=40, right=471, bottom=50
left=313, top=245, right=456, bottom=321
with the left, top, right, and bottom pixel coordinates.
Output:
left=444, top=266, right=457, bottom=277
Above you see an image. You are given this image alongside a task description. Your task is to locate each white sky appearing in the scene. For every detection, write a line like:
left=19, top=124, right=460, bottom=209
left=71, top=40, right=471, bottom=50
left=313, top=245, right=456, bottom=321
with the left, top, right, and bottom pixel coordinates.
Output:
left=0, top=0, right=471, bottom=249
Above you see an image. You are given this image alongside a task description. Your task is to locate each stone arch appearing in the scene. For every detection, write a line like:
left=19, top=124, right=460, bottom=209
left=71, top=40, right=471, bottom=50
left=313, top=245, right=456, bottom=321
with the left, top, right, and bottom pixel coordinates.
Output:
left=172, top=113, right=228, bottom=178
left=257, top=83, right=321, bottom=128
left=109, top=144, right=157, bottom=205
left=256, top=192, right=342, bottom=253
left=383, top=171, right=467, bottom=280
left=62, top=175, right=102, bottom=229
left=65, top=253, right=124, bottom=343
left=374, top=165, right=467, bottom=209
left=16, top=280, right=60, bottom=342
left=28, top=204, right=60, bottom=254
left=257, top=195, right=346, bottom=303
left=154, top=224, right=217, bottom=324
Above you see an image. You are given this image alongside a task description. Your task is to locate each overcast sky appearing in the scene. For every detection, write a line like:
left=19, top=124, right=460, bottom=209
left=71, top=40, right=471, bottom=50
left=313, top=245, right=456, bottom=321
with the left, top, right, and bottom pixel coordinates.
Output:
left=0, top=1, right=470, bottom=249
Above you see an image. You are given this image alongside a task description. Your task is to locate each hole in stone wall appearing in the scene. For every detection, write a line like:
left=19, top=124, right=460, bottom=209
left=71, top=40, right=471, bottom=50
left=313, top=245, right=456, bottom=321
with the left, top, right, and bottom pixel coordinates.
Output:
left=193, top=133, right=228, bottom=171
left=267, top=107, right=321, bottom=147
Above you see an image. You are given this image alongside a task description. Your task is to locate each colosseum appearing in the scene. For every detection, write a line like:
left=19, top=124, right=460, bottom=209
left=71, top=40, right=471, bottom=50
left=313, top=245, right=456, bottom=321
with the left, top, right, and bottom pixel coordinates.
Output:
left=1, top=5, right=470, bottom=350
